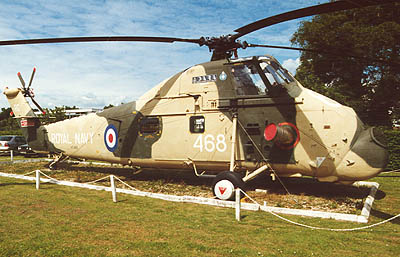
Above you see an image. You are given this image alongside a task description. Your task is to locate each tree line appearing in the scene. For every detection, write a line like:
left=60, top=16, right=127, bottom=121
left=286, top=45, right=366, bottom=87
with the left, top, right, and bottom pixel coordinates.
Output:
left=292, top=2, right=399, bottom=126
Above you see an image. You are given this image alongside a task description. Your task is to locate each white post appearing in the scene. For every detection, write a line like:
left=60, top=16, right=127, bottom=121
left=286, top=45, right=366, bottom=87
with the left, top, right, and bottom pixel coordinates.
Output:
left=110, top=175, right=117, bottom=203
left=235, top=188, right=241, bottom=221
left=35, top=170, right=40, bottom=190
left=230, top=114, right=238, bottom=172
left=10, top=150, right=13, bottom=162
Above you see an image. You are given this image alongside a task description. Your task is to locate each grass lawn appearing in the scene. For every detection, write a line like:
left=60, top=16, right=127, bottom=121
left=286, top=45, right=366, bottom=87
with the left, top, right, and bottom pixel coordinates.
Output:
left=0, top=161, right=399, bottom=256
left=0, top=154, right=27, bottom=162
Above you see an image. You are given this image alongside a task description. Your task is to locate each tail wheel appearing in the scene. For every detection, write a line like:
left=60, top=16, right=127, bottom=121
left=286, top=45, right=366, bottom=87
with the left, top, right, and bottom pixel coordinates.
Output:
left=212, top=171, right=245, bottom=200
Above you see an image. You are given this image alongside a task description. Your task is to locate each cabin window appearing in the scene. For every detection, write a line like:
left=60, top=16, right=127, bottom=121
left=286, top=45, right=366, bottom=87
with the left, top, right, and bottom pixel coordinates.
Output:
left=190, top=116, right=205, bottom=133
left=139, top=117, right=160, bottom=134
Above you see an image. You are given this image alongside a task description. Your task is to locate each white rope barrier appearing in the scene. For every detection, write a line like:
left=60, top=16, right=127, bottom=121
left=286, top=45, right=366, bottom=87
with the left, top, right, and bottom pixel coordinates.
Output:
left=22, top=170, right=37, bottom=176
left=38, top=170, right=60, bottom=182
left=86, top=175, right=111, bottom=184
left=239, top=188, right=400, bottom=232
left=113, top=175, right=139, bottom=191
left=1, top=170, right=399, bottom=231
left=32, top=170, right=399, bottom=231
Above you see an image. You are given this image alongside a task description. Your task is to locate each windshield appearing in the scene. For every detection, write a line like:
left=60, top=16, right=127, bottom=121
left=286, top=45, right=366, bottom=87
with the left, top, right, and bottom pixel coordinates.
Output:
left=230, top=59, right=295, bottom=97
left=261, top=61, right=294, bottom=87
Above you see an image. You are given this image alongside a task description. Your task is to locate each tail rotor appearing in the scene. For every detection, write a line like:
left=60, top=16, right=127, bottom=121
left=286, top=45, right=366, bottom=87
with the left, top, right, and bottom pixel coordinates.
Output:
left=17, top=68, right=46, bottom=115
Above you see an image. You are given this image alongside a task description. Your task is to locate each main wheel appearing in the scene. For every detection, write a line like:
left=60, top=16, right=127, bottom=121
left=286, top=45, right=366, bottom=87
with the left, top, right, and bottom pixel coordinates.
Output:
left=212, top=171, right=245, bottom=200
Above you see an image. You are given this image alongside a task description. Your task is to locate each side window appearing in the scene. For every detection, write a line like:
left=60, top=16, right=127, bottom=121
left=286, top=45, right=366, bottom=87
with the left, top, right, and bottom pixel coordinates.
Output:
left=139, top=117, right=161, bottom=134
left=190, top=116, right=205, bottom=133
left=17, top=137, right=26, bottom=143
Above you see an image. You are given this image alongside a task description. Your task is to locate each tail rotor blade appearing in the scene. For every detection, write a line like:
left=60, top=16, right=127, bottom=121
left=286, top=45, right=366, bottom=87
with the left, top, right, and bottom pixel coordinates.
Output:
left=17, top=72, right=26, bottom=89
left=27, top=67, right=36, bottom=89
left=30, top=97, right=46, bottom=115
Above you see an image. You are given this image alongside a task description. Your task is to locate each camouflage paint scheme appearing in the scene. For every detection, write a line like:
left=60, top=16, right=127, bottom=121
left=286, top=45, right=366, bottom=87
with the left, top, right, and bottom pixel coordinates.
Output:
left=4, top=55, right=388, bottom=184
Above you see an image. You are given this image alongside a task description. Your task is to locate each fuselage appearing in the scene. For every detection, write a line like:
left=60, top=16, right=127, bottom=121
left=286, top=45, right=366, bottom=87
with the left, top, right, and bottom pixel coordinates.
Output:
left=4, top=55, right=388, bottom=183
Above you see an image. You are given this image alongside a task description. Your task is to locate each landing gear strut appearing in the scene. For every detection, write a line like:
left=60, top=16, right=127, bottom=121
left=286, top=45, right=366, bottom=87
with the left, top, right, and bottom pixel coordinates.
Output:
left=48, top=153, right=68, bottom=170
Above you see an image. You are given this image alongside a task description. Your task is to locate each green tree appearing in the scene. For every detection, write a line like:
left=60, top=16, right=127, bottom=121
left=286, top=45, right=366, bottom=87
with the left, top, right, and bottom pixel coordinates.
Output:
left=40, top=106, right=71, bottom=124
left=103, top=104, right=114, bottom=109
left=291, top=2, right=400, bottom=126
left=0, top=107, right=20, bottom=134
left=0, top=107, right=11, bottom=122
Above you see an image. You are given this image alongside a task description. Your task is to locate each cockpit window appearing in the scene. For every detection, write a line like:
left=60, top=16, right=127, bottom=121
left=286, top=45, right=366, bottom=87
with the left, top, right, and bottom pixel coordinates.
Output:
left=230, top=58, right=295, bottom=97
left=231, top=63, right=266, bottom=96
left=261, top=61, right=294, bottom=86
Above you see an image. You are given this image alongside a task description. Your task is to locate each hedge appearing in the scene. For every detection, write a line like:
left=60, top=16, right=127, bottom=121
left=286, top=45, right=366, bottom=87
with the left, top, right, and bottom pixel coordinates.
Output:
left=385, top=129, right=400, bottom=171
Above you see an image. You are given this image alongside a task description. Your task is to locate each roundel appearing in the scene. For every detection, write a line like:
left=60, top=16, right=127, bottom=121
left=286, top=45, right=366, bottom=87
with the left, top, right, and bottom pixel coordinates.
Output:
left=104, top=124, right=118, bottom=152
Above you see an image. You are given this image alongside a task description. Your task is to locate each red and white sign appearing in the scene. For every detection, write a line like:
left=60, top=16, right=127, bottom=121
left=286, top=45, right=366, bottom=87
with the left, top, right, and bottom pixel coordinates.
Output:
left=20, top=119, right=35, bottom=128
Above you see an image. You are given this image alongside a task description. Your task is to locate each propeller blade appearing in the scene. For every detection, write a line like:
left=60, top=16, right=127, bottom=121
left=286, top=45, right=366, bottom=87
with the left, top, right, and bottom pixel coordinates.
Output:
left=17, top=72, right=26, bottom=89
left=27, top=67, right=36, bottom=90
left=234, top=0, right=399, bottom=38
left=0, top=36, right=202, bottom=47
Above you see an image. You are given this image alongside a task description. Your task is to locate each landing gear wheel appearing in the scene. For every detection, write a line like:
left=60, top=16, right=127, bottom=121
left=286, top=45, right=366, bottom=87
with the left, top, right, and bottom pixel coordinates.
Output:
left=212, top=171, right=245, bottom=200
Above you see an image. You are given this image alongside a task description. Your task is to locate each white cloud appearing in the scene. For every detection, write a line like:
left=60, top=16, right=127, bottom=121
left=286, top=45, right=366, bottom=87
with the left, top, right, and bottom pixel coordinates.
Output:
left=0, top=0, right=322, bottom=109
left=282, top=57, right=301, bottom=75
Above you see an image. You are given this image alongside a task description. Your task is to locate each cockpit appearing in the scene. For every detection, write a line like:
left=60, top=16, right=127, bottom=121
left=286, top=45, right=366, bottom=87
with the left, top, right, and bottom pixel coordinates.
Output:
left=229, top=56, right=299, bottom=97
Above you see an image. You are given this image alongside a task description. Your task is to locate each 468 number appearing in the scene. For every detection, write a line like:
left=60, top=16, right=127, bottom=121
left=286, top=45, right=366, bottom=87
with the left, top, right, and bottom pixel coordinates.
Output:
left=193, top=134, right=227, bottom=152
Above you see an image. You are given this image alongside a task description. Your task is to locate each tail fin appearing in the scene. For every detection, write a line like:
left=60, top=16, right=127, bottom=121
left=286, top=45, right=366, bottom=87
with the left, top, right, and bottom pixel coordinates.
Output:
left=3, top=87, right=36, bottom=118
left=3, top=87, right=44, bottom=147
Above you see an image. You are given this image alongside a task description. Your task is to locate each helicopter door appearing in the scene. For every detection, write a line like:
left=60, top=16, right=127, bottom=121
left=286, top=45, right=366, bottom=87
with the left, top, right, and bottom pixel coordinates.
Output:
left=187, top=113, right=231, bottom=162
left=229, top=60, right=299, bottom=164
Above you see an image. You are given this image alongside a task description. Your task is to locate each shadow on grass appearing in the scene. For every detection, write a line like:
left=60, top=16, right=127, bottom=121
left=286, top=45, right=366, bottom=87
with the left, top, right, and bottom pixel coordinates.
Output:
left=0, top=182, right=35, bottom=187
left=52, top=162, right=381, bottom=202
left=55, top=162, right=214, bottom=187
left=370, top=209, right=400, bottom=225
left=245, top=174, right=381, bottom=202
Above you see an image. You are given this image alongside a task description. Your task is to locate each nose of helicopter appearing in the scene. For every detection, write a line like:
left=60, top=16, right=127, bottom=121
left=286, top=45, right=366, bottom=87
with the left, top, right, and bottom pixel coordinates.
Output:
left=337, top=127, right=389, bottom=181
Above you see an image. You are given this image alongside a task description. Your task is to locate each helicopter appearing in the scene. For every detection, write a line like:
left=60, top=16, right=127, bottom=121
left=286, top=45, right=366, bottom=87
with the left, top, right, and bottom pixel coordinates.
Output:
left=2, top=0, right=394, bottom=200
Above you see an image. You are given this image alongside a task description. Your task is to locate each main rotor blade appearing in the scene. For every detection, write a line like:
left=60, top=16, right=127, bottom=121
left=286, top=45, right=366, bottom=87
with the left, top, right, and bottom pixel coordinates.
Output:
left=0, top=36, right=202, bottom=47
left=247, top=43, right=400, bottom=66
left=234, top=0, right=399, bottom=38
left=247, top=43, right=312, bottom=52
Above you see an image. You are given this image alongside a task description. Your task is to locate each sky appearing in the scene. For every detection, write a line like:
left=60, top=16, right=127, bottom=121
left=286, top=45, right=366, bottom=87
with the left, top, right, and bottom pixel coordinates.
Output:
left=0, top=0, right=325, bottom=109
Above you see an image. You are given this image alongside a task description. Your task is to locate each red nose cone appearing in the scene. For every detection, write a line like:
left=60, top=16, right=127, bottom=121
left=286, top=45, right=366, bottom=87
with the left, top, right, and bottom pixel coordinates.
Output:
left=264, top=123, right=277, bottom=141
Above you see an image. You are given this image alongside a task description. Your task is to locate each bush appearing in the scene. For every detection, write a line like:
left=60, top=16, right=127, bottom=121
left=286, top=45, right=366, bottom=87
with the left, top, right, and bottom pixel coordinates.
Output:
left=385, top=129, right=400, bottom=171
left=0, top=130, right=22, bottom=136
